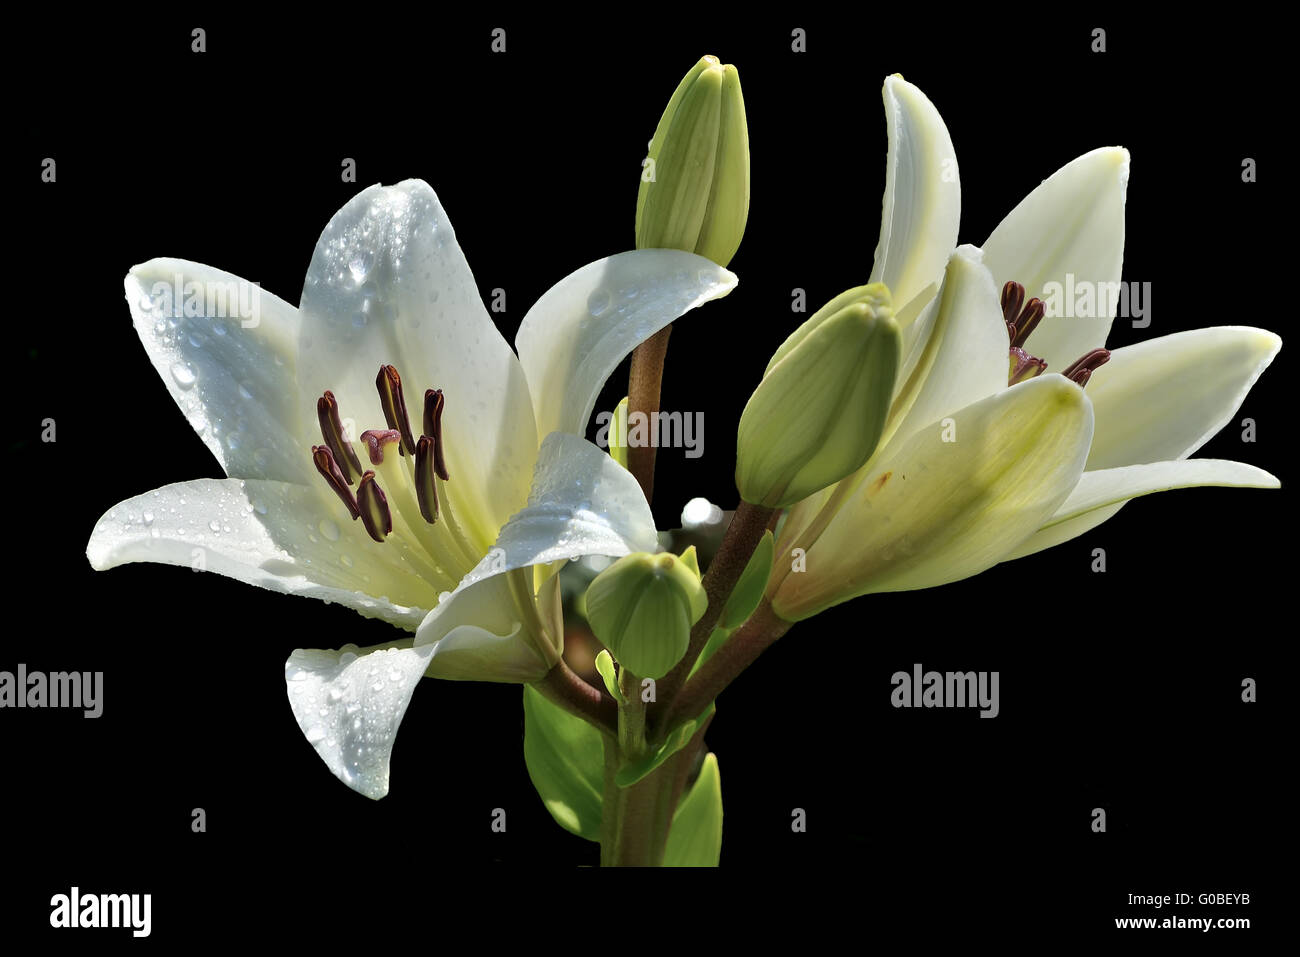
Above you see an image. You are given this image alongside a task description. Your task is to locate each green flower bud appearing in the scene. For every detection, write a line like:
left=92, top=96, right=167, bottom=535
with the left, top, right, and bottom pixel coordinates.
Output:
left=585, top=552, right=707, bottom=680
left=636, top=55, right=750, bottom=267
left=735, top=284, right=901, bottom=508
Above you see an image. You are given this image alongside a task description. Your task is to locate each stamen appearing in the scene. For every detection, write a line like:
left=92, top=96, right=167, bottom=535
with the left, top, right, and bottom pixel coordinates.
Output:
left=423, top=388, right=450, bottom=481
left=1061, top=348, right=1110, bottom=388
left=356, top=471, right=393, bottom=543
left=1008, top=347, right=1047, bottom=385
left=311, top=446, right=361, bottom=520
left=1001, top=281, right=1045, bottom=348
left=317, top=391, right=364, bottom=483
left=359, top=428, right=402, bottom=465
left=1000, top=281, right=1024, bottom=331
left=376, top=365, right=418, bottom=456
left=415, top=435, right=440, bottom=524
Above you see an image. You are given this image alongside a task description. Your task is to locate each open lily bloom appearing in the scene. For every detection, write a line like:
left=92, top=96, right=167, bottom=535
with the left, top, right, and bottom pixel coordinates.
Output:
left=86, top=179, right=737, bottom=797
left=770, top=78, right=1280, bottom=620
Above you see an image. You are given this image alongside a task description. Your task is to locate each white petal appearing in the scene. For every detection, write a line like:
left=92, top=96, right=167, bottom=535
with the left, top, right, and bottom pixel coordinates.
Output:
left=86, top=478, right=436, bottom=629
left=124, top=259, right=308, bottom=483
left=297, top=180, right=537, bottom=550
left=881, top=245, right=1009, bottom=451
left=285, top=641, right=434, bottom=799
left=1084, top=327, right=1281, bottom=470
left=870, top=76, right=961, bottom=316
left=981, top=147, right=1128, bottom=364
left=460, top=431, right=659, bottom=590
left=773, top=375, right=1093, bottom=619
left=414, top=432, right=655, bottom=678
left=515, top=250, right=736, bottom=439
left=1002, top=459, right=1280, bottom=561
left=416, top=573, right=551, bottom=682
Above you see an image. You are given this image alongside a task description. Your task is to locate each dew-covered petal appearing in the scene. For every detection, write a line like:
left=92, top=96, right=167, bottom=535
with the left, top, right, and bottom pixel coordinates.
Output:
left=124, top=259, right=308, bottom=483
left=981, top=147, right=1129, bottom=364
left=285, top=641, right=434, bottom=799
left=1084, top=327, right=1281, bottom=470
left=297, top=180, right=538, bottom=552
left=1001, top=459, right=1280, bottom=560
left=86, top=478, right=437, bottom=629
left=515, top=250, right=736, bottom=439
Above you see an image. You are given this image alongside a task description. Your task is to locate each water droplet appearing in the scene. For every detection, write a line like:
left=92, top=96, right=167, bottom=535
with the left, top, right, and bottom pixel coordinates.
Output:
left=388, top=668, right=402, bottom=682
left=340, top=554, right=354, bottom=568
left=587, top=289, right=612, bottom=317
left=170, top=362, right=197, bottom=389
left=142, top=512, right=155, bottom=525
left=238, top=382, right=254, bottom=400
left=305, top=726, right=326, bottom=743
left=319, top=519, right=340, bottom=542
left=208, top=519, right=222, bottom=533
left=252, top=498, right=268, bottom=515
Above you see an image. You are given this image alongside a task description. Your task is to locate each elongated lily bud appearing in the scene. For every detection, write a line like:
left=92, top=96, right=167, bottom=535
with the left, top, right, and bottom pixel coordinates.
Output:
left=585, top=552, right=707, bottom=680
left=636, top=55, right=750, bottom=267
left=736, top=284, right=901, bottom=509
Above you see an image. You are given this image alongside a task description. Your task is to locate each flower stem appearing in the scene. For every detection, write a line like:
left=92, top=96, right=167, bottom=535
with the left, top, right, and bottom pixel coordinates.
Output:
left=626, top=326, right=673, bottom=502
left=651, top=500, right=775, bottom=738
left=659, top=597, right=792, bottom=736
left=533, top=659, right=617, bottom=736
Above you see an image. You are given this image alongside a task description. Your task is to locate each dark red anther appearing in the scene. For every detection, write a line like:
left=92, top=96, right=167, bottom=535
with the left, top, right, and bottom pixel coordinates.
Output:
left=423, top=388, right=449, bottom=481
left=376, top=365, right=417, bottom=456
left=359, top=428, right=402, bottom=466
left=311, top=445, right=361, bottom=520
left=1001, top=280, right=1046, bottom=348
left=1061, top=348, right=1111, bottom=388
left=356, top=471, right=392, bottom=543
left=414, top=435, right=440, bottom=525
left=317, top=390, right=364, bottom=483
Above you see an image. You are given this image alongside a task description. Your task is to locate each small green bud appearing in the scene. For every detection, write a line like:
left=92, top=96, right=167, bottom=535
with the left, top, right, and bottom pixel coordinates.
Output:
left=585, top=551, right=707, bottom=680
left=735, top=284, right=901, bottom=508
left=636, top=55, right=750, bottom=267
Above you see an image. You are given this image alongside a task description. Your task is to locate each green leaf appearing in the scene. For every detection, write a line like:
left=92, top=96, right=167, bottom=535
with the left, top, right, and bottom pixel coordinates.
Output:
left=664, top=752, right=723, bottom=866
left=522, top=686, right=605, bottom=842
left=615, top=703, right=715, bottom=787
left=719, top=529, right=773, bottom=629
left=689, top=625, right=731, bottom=678
left=594, top=649, right=626, bottom=704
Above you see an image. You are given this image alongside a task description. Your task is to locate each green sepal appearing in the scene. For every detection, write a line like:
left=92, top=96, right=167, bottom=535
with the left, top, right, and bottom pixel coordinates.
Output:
left=663, top=752, right=723, bottom=866
left=594, top=649, right=626, bottom=704
left=522, top=685, right=605, bottom=842
left=609, top=396, right=629, bottom=469
left=615, top=702, right=715, bottom=787
left=718, top=529, right=773, bottom=630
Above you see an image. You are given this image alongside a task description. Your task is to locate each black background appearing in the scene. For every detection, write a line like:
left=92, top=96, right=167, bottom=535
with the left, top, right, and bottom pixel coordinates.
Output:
left=6, top=12, right=1287, bottom=944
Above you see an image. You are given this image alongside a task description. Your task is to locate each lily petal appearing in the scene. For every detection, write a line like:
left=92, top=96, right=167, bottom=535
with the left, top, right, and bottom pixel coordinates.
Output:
left=515, top=250, right=736, bottom=439
left=414, top=432, right=657, bottom=670
left=1002, top=459, right=1280, bottom=560
left=297, top=180, right=538, bottom=551
left=870, top=76, right=961, bottom=318
left=1084, top=327, right=1281, bottom=470
left=417, top=572, right=552, bottom=682
left=981, top=147, right=1129, bottom=364
left=86, top=478, right=436, bottom=629
left=773, top=375, right=1093, bottom=619
left=285, top=641, right=434, bottom=800
left=881, top=245, right=1009, bottom=451
left=124, top=259, right=308, bottom=484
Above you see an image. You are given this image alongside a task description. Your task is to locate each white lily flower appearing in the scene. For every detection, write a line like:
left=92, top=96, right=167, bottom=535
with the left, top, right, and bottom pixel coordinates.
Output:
left=769, top=78, right=1280, bottom=620
left=86, top=179, right=737, bottom=797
